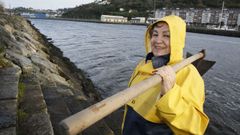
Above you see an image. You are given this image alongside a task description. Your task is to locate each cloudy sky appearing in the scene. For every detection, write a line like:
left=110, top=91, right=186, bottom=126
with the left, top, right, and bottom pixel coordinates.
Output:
left=0, top=0, right=95, bottom=10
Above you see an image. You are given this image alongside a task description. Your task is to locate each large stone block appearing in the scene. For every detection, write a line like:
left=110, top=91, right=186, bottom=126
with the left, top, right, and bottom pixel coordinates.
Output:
left=31, top=54, right=57, bottom=74
left=0, top=82, right=18, bottom=99
left=0, top=100, right=17, bottom=128
left=0, top=67, right=21, bottom=76
left=5, top=51, right=33, bottom=73
left=19, top=112, right=54, bottom=135
left=0, top=67, right=20, bottom=100
left=0, top=127, right=16, bottom=135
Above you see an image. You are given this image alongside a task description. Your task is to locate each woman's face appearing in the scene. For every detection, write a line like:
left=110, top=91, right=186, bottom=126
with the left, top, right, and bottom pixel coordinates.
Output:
left=150, top=22, right=170, bottom=56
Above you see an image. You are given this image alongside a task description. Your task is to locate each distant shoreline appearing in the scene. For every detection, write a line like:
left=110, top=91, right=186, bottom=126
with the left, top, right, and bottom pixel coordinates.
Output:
left=29, top=17, right=240, bottom=37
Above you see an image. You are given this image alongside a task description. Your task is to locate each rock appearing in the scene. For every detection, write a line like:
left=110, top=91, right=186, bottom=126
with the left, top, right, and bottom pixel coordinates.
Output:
left=0, top=25, right=15, bottom=41
left=55, top=84, right=74, bottom=96
left=5, top=50, right=33, bottom=73
left=50, top=73, right=69, bottom=87
left=0, top=67, right=21, bottom=99
left=0, top=100, right=17, bottom=128
left=20, top=113, right=54, bottom=135
left=3, top=24, right=14, bottom=35
left=0, top=66, right=21, bottom=75
left=31, top=54, right=57, bottom=74
left=41, top=84, right=71, bottom=135
left=0, top=82, right=18, bottom=100
left=14, top=34, right=37, bottom=54
left=17, top=74, right=54, bottom=135
left=0, top=127, right=16, bottom=135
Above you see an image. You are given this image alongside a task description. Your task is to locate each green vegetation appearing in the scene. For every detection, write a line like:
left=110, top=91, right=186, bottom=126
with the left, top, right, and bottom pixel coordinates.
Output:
left=0, top=46, right=11, bottom=68
left=0, top=58, right=7, bottom=68
left=17, top=109, right=28, bottom=123
left=17, top=82, right=28, bottom=134
left=62, top=0, right=240, bottom=19
left=0, top=46, right=4, bottom=54
left=18, top=82, right=26, bottom=102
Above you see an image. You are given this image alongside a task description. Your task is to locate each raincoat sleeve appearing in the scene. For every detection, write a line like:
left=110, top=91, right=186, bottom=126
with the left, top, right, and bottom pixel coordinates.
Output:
left=128, top=60, right=145, bottom=87
left=155, top=65, right=209, bottom=135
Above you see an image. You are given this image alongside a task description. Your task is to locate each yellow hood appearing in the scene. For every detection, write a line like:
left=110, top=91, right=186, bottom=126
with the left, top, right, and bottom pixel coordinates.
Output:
left=145, top=15, right=186, bottom=64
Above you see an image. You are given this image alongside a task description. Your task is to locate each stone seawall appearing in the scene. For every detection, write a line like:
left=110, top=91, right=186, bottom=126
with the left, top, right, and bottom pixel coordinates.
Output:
left=0, top=14, right=122, bottom=135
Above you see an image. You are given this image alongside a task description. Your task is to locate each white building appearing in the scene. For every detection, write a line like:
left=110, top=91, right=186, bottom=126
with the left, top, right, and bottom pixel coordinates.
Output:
left=201, top=10, right=211, bottom=24
left=101, top=15, right=128, bottom=23
left=171, top=10, right=179, bottom=16
left=130, top=17, right=146, bottom=23
left=237, top=14, right=240, bottom=26
left=186, top=12, right=194, bottom=23
left=155, top=9, right=166, bottom=18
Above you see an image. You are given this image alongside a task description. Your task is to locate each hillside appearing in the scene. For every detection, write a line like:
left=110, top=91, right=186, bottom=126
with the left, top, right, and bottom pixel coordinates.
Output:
left=62, top=0, right=240, bottom=19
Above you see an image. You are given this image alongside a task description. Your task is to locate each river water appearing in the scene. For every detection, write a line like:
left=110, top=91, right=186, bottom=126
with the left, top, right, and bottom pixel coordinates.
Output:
left=30, top=19, right=240, bottom=135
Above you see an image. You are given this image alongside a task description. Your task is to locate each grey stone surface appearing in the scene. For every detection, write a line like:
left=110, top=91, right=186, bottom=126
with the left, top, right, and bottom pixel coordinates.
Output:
left=41, top=85, right=71, bottom=134
left=20, top=113, right=54, bottom=135
left=0, top=127, right=16, bottom=135
left=0, top=82, right=18, bottom=99
left=0, top=100, right=17, bottom=128
left=0, top=67, right=21, bottom=76
left=21, top=84, right=47, bottom=113
left=5, top=50, right=33, bottom=73
left=18, top=76, right=54, bottom=135
left=0, top=67, right=20, bottom=100
left=50, top=73, right=69, bottom=87
left=30, top=54, right=57, bottom=74
left=56, top=84, right=74, bottom=96
left=8, top=40, right=31, bottom=57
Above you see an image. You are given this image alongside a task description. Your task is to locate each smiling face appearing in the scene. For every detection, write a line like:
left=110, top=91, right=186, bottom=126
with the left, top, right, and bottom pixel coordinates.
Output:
left=150, top=22, right=170, bottom=56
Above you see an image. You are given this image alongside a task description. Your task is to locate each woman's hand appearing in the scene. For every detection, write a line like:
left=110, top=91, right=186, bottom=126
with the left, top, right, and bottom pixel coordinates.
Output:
left=153, top=66, right=176, bottom=96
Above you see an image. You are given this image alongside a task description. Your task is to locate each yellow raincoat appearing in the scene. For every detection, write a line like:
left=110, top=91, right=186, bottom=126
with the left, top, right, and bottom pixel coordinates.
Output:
left=122, top=15, right=209, bottom=135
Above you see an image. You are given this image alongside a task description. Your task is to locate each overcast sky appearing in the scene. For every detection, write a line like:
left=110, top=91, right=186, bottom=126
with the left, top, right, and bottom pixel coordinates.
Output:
left=0, top=0, right=95, bottom=10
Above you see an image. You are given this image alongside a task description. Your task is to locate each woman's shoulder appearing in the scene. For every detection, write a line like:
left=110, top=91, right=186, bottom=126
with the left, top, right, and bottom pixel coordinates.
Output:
left=135, top=59, right=146, bottom=68
left=177, top=64, right=202, bottom=77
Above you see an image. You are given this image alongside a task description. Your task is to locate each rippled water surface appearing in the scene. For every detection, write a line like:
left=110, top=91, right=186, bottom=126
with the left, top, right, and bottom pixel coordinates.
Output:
left=30, top=19, right=240, bottom=134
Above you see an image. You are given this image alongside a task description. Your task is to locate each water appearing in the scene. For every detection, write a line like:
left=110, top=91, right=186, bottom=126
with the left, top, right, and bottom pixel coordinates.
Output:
left=30, top=19, right=240, bottom=134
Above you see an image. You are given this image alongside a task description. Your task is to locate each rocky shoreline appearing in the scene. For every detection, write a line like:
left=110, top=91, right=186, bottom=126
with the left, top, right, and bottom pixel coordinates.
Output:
left=0, top=13, right=122, bottom=135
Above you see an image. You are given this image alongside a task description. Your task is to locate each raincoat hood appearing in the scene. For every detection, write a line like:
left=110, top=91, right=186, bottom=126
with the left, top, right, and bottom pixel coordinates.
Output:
left=145, top=15, right=186, bottom=65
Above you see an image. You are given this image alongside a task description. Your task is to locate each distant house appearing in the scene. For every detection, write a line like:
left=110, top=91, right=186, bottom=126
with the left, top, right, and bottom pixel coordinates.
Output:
left=130, top=17, right=146, bottom=24
left=101, top=15, right=128, bottom=23
left=21, top=12, right=47, bottom=19
left=154, top=8, right=240, bottom=27
left=21, top=12, right=35, bottom=18
left=34, top=13, right=47, bottom=19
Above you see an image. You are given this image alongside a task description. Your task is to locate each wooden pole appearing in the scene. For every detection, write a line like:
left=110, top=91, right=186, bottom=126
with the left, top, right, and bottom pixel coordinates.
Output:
left=59, top=51, right=205, bottom=135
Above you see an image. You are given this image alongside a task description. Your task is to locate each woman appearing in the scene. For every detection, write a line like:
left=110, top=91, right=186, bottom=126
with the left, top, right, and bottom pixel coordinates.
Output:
left=122, top=15, right=209, bottom=135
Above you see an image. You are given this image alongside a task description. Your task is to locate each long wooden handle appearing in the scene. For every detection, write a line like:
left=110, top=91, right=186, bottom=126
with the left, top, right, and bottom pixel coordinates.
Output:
left=59, top=51, right=204, bottom=135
